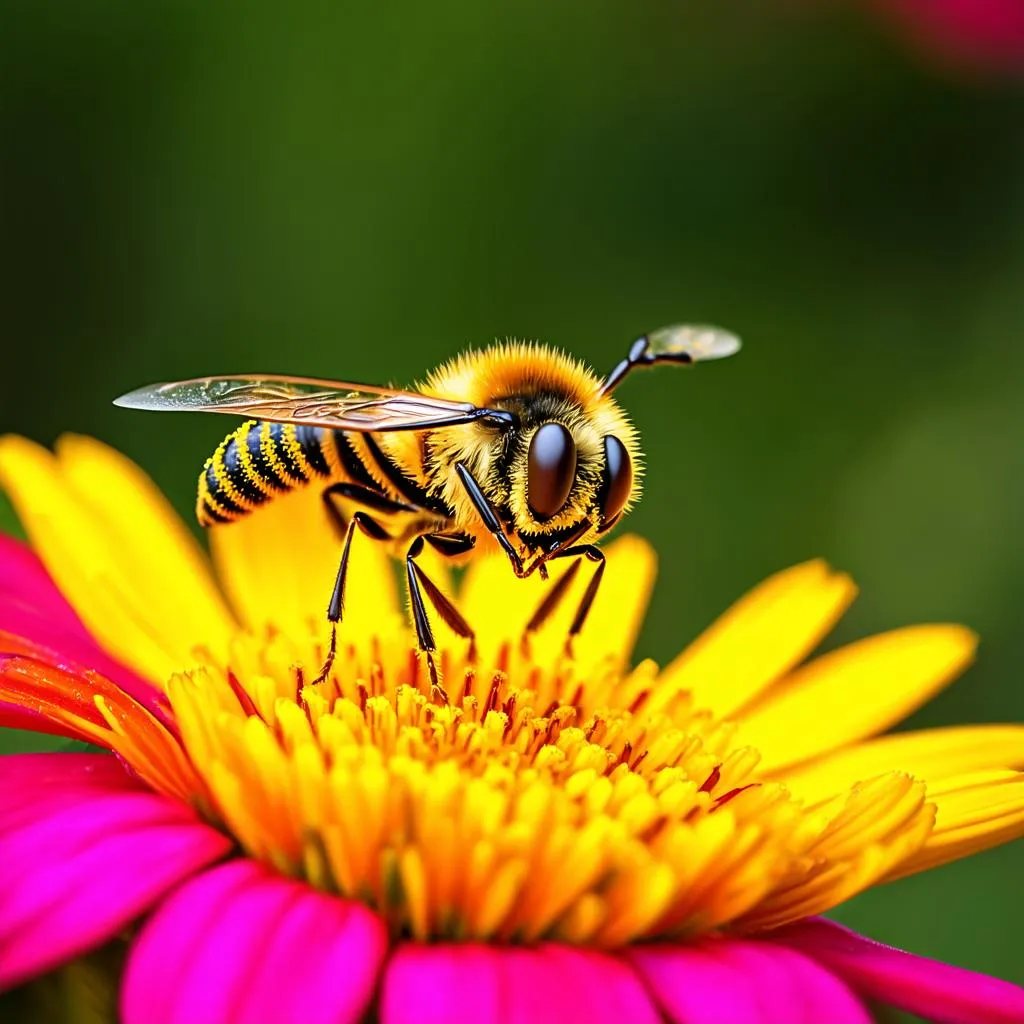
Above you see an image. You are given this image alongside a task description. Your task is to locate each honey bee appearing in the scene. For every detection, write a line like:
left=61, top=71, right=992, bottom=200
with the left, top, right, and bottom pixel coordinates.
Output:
left=115, top=325, right=740, bottom=688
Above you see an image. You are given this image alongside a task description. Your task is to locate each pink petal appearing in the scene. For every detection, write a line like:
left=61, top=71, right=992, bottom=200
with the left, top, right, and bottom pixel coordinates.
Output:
left=0, top=752, right=133, bottom=821
left=0, top=601, right=161, bottom=712
left=0, top=535, right=87, bottom=631
left=0, top=537, right=165, bottom=719
left=0, top=751, right=126, bottom=789
left=380, top=943, right=660, bottom=1024
left=628, top=938, right=871, bottom=1024
left=773, top=917, right=1024, bottom=1024
left=121, top=860, right=387, bottom=1024
left=0, top=753, right=230, bottom=989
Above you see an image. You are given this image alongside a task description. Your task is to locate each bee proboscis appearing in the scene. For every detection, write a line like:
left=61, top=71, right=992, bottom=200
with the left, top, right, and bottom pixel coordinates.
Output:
left=114, top=324, right=741, bottom=691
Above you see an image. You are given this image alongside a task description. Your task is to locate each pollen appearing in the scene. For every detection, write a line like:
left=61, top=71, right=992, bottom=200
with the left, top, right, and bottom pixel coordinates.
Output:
left=154, top=627, right=934, bottom=947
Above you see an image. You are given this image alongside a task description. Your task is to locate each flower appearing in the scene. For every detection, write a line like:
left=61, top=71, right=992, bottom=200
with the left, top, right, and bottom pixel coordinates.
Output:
left=1, top=433, right=1023, bottom=1024
left=870, top=0, right=1024, bottom=73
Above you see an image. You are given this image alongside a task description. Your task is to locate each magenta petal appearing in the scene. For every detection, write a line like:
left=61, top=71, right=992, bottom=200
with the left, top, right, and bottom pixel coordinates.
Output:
left=0, top=536, right=164, bottom=730
left=0, top=752, right=134, bottom=824
left=0, top=751, right=126, bottom=791
left=773, top=917, right=1024, bottom=1024
left=381, top=943, right=659, bottom=1024
left=628, top=938, right=871, bottom=1024
left=0, top=597, right=162, bottom=713
left=121, top=860, right=387, bottom=1024
left=381, top=945, right=502, bottom=1023
left=0, top=753, right=230, bottom=989
left=0, top=535, right=86, bottom=630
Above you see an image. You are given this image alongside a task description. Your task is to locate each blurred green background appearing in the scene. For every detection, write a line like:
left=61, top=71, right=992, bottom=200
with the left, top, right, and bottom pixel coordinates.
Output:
left=2, top=0, right=1023, bottom=991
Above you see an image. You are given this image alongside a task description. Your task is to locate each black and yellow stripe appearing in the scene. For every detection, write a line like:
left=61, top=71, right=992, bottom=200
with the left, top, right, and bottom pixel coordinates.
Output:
left=195, top=419, right=456, bottom=528
left=196, top=420, right=340, bottom=525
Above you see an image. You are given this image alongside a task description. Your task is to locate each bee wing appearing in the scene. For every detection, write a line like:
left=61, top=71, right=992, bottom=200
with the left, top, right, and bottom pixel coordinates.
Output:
left=645, top=324, right=742, bottom=362
left=113, top=374, right=511, bottom=432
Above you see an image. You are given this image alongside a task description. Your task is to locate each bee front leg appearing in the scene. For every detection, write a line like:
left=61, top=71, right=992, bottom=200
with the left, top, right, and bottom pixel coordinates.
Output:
left=563, top=545, right=606, bottom=653
left=520, top=558, right=583, bottom=657
left=454, top=462, right=525, bottom=576
left=522, top=544, right=606, bottom=660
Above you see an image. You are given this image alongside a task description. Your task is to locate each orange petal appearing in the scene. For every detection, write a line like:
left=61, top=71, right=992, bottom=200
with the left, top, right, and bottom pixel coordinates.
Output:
left=0, top=653, right=202, bottom=804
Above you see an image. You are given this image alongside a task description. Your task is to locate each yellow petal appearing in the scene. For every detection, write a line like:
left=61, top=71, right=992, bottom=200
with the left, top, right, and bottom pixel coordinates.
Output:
left=458, top=534, right=656, bottom=671
left=885, top=771, right=1024, bottom=881
left=736, top=773, right=934, bottom=932
left=0, top=434, right=235, bottom=683
left=733, top=625, right=977, bottom=774
left=210, top=484, right=400, bottom=643
left=657, top=560, right=856, bottom=719
left=774, top=724, right=1024, bottom=802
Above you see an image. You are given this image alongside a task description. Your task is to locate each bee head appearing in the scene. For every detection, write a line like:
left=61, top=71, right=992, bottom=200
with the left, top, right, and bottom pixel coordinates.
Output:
left=425, top=342, right=644, bottom=544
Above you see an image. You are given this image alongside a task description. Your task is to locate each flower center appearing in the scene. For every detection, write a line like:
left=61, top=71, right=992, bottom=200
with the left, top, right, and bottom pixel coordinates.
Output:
left=166, top=628, right=822, bottom=946
left=1, top=619, right=936, bottom=948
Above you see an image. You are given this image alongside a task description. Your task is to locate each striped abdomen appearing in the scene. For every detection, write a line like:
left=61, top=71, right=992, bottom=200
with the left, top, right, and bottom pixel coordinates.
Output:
left=196, top=420, right=371, bottom=526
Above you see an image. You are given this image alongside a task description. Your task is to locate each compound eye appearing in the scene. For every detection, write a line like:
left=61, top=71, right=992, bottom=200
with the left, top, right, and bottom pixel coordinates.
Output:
left=527, top=422, right=577, bottom=521
left=598, top=435, right=633, bottom=525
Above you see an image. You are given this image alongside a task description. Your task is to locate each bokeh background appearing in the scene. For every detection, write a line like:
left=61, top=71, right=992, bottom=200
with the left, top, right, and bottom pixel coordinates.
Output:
left=3, top=0, right=1023, bottom=996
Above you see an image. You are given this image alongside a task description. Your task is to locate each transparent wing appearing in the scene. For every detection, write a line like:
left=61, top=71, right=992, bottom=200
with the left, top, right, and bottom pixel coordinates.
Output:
left=113, top=374, right=511, bottom=432
left=646, top=324, right=742, bottom=362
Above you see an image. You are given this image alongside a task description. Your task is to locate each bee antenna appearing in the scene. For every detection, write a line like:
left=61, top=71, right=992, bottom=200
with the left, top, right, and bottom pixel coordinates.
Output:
left=599, top=325, right=741, bottom=396
left=599, top=336, right=660, bottom=396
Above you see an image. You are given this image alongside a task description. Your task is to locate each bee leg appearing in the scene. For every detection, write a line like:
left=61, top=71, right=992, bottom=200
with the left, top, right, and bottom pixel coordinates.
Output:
left=423, top=532, right=476, bottom=559
left=321, top=482, right=418, bottom=539
left=321, top=486, right=350, bottom=538
left=541, top=545, right=606, bottom=659
left=418, top=534, right=478, bottom=662
left=404, top=536, right=446, bottom=702
left=313, top=510, right=392, bottom=684
left=406, top=535, right=479, bottom=702
left=520, top=558, right=583, bottom=658
left=454, top=462, right=525, bottom=576
left=564, top=546, right=606, bottom=658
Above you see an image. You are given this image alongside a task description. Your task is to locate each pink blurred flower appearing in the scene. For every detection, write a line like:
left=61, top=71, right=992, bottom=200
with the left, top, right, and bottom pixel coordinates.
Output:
left=876, top=0, right=1024, bottom=72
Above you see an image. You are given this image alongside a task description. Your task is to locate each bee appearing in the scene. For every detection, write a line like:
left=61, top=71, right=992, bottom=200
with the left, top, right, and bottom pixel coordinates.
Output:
left=114, top=324, right=740, bottom=689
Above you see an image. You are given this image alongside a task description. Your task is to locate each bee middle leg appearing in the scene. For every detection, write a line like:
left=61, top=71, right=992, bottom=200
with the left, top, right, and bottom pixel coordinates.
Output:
left=522, top=544, right=606, bottom=658
left=322, top=482, right=418, bottom=537
left=314, top=509, right=393, bottom=684
left=315, top=482, right=427, bottom=682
